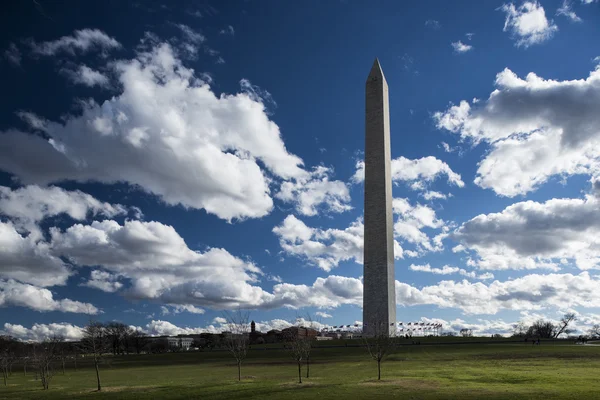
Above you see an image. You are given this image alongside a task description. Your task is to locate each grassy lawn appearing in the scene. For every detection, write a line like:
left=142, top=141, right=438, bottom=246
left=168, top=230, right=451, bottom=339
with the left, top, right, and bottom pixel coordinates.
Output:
left=1, top=341, right=599, bottom=399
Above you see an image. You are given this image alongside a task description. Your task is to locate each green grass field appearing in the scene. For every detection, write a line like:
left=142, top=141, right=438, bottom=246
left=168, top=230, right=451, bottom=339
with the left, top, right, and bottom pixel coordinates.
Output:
left=2, top=339, right=599, bottom=399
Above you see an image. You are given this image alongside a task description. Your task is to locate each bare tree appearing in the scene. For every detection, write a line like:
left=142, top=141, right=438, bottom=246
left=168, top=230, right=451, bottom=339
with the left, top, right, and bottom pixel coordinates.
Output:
left=284, top=326, right=311, bottom=384
left=0, top=336, right=17, bottom=386
left=363, top=321, right=396, bottom=381
left=105, top=322, right=132, bottom=355
left=589, top=324, right=600, bottom=339
left=553, top=313, right=577, bottom=338
left=0, top=350, right=13, bottom=386
left=527, top=320, right=556, bottom=339
left=223, top=309, right=251, bottom=381
left=460, top=328, right=473, bottom=337
left=80, top=321, right=110, bottom=391
left=302, top=315, right=318, bottom=379
left=130, top=330, right=150, bottom=354
left=511, top=321, right=528, bottom=337
left=31, top=337, right=61, bottom=390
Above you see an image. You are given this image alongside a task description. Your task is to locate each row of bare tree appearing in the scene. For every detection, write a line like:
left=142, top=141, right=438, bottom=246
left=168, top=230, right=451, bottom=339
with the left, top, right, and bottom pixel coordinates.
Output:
left=0, top=320, right=153, bottom=391
left=223, top=311, right=397, bottom=383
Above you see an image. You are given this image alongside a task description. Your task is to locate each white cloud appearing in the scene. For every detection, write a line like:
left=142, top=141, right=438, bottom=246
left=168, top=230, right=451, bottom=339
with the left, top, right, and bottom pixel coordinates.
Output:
left=16, top=111, right=48, bottom=131
left=409, top=264, right=494, bottom=280
left=270, top=275, right=363, bottom=309
left=275, top=198, right=448, bottom=269
left=276, top=166, right=351, bottom=216
left=273, top=215, right=367, bottom=271
left=0, top=279, right=99, bottom=314
left=164, top=304, right=205, bottom=315
left=397, top=271, right=600, bottom=314
left=315, top=311, right=332, bottom=318
left=421, top=191, right=447, bottom=201
left=453, top=195, right=600, bottom=271
left=50, top=219, right=274, bottom=309
left=4, top=43, right=21, bottom=66
left=0, top=185, right=127, bottom=241
left=556, top=0, right=582, bottom=22
left=434, top=66, right=600, bottom=197
left=145, top=320, right=205, bottom=336
left=500, top=1, right=558, bottom=47
left=393, top=198, right=448, bottom=254
left=451, top=41, right=473, bottom=53
left=353, top=156, right=463, bottom=189
left=174, top=24, right=205, bottom=44
left=0, top=41, right=309, bottom=221
left=3, top=322, right=84, bottom=342
left=0, top=221, right=70, bottom=286
left=81, top=270, right=123, bottom=292
left=30, top=29, right=121, bottom=56
left=62, top=65, right=110, bottom=87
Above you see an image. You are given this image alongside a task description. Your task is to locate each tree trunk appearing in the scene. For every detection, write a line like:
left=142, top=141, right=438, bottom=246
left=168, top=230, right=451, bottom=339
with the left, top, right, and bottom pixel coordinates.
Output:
left=306, top=356, right=310, bottom=379
left=3, top=370, right=7, bottom=386
left=23, top=363, right=26, bottom=376
left=62, top=359, right=65, bottom=375
left=94, top=359, right=102, bottom=391
left=297, top=362, right=302, bottom=384
left=237, top=361, right=241, bottom=381
left=74, top=356, right=78, bottom=371
left=378, top=359, right=381, bottom=381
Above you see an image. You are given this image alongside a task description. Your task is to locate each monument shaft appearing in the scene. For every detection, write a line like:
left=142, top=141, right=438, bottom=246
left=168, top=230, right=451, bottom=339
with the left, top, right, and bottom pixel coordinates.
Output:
left=363, top=59, right=396, bottom=336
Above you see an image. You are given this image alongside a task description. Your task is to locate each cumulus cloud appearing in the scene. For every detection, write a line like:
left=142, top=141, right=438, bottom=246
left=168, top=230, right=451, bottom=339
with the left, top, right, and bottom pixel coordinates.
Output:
left=0, top=185, right=127, bottom=240
left=556, top=0, right=582, bottom=22
left=276, top=166, right=351, bottom=216
left=451, top=41, right=473, bottom=53
left=352, top=156, right=464, bottom=190
left=81, top=270, right=123, bottom=292
left=397, top=271, right=600, bottom=314
left=453, top=195, right=600, bottom=271
left=62, top=65, right=110, bottom=87
left=50, top=219, right=274, bottom=309
left=421, top=191, right=448, bottom=201
left=0, top=41, right=310, bottom=221
left=273, top=215, right=367, bottom=271
left=161, top=304, right=205, bottom=315
left=274, top=197, right=449, bottom=269
left=0, top=221, right=71, bottom=286
left=500, top=1, right=558, bottom=47
left=270, top=275, right=363, bottom=309
left=0, top=280, right=99, bottom=314
left=29, top=29, right=121, bottom=56
left=393, top=198, right=448, bottom=254
left=434, top=66, right=600, bottom=197
left=2, top=322, right=84, bottom=341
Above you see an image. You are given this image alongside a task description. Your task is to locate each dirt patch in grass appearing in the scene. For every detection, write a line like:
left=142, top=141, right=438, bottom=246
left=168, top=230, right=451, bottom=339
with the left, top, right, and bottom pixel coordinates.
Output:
left=360, top=378, right=441, bottom=389
left=280, top=381, right=322, bottom=388
left=86, top=385, right=159, bottom=393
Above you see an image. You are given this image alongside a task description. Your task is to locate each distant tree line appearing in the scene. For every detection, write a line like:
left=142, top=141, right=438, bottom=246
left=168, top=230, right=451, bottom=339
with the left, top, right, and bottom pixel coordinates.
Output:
left=512, top=313, right=581, bottom=339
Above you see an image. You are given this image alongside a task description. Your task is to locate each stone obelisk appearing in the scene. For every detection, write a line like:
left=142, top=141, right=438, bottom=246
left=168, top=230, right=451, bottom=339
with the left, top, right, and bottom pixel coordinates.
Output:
left=363, top=58, right=396, bottom=336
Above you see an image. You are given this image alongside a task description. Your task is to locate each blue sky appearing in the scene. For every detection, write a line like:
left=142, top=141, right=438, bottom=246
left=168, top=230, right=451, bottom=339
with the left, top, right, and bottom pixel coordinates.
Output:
left=1, top=0, right=600, bottom=340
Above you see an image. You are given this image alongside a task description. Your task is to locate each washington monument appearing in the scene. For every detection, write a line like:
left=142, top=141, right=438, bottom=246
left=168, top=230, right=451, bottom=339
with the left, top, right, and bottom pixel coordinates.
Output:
left=363, top=59, right=396, bottom=336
